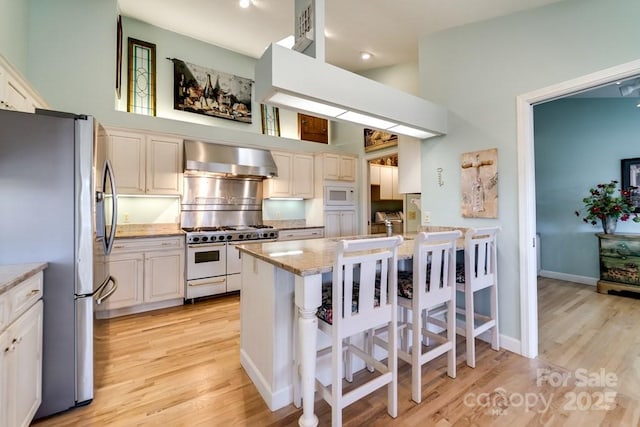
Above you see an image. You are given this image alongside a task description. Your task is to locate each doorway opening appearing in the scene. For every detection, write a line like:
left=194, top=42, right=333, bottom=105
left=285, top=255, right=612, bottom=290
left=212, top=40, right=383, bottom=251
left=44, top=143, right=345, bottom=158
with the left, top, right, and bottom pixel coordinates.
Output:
left=517, top=59, right=640, bottom=358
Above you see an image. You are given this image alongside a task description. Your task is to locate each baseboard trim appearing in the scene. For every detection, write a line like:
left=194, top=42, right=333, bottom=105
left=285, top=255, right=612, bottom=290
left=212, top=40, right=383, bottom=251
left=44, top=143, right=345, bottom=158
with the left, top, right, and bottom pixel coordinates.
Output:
left=539, top=270, right=597, bottom=286
left=240, top=349, right=292, bottom=411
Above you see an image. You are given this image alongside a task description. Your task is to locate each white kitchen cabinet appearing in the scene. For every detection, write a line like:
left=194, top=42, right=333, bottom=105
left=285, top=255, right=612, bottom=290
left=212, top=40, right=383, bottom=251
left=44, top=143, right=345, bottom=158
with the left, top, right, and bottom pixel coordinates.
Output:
left=103, top=128, right=183, bottom=195
left=379, top=166, right=402, bottom=200
left=264, top=151, right=314, bottom=199
left=3, top=300, right=43, bottom=427
left=324, top=210, right=356, bottom=238
left=318, top=153, right=356, bottom=182
left=146, top=135, right=184, bottom=195
left=144, top=249, right=185, bottom=303
left=100, top=252, right=144, bottom=310
left=95, top=237, right=185, bottom=318
left=370, top=164, right=381, bottom=186
left=0, top=55, right=47, bottom=113
left=1, top=270, right=44, bottom=427
left=277, top=227, right=324, bottom=241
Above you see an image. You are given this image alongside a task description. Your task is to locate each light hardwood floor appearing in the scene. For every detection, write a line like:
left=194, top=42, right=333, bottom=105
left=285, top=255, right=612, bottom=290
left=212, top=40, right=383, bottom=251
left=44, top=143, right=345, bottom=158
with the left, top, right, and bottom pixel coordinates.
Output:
left=32, top=281, right=640, bottom=426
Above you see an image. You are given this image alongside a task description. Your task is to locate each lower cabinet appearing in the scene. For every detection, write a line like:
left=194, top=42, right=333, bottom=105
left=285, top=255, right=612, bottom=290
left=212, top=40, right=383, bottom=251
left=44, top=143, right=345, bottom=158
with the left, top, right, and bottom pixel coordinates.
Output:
left=324, top=210, right=356, bottom=238
left=95, top=237, right=185, bottom=318
left=1, top=270, right=44, bottom=427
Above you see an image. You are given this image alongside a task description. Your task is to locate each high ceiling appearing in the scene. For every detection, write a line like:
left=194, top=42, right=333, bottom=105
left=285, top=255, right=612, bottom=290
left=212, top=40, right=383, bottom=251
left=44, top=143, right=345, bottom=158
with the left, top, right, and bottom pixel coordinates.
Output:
left=118, top=0, right=567, bottom=72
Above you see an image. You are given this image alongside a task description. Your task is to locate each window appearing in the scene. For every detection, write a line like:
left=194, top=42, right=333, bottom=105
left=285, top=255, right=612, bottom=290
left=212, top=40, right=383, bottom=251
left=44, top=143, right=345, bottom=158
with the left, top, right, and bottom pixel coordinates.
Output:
left=127, top=38, right=156, bottom=116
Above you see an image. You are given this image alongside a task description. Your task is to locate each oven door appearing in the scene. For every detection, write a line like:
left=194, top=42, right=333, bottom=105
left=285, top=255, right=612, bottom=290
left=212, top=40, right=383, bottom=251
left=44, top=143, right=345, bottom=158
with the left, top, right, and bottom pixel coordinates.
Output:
left=186, top=242, right=226, bottom=281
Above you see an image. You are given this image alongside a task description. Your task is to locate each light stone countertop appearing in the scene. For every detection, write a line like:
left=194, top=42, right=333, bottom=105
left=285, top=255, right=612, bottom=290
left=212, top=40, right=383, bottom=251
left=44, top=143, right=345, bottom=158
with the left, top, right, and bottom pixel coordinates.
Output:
left=237, top=230, right=465, bottom=277
left=115, top=223, right=184, bottom=239
left=0, top=263, right=47, bottom=295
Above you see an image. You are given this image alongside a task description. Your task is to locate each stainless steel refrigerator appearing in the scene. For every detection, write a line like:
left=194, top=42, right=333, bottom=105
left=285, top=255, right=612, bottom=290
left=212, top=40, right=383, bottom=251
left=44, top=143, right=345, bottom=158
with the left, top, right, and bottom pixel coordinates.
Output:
left=0, top=108, right=118, bottom=418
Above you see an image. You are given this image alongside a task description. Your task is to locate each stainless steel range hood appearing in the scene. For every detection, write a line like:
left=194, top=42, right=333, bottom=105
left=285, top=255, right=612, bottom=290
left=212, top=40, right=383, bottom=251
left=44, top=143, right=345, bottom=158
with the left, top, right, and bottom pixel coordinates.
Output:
left=184, top=140, right=278, bottom=178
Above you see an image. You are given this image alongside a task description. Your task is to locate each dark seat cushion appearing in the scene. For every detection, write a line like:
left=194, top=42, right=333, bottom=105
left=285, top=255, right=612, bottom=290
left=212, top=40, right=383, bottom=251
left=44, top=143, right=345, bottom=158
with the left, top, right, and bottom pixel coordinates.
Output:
left=397, top=271, right=414, bottom=299
left=317, top=281, right=381, bottom=324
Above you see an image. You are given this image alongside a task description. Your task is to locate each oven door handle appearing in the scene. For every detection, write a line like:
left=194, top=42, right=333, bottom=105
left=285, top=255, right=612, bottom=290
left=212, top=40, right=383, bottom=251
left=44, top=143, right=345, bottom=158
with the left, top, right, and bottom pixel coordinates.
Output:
left=188, top=277, right=226, bottom=287
left=188, top=243, right=226, bottom=249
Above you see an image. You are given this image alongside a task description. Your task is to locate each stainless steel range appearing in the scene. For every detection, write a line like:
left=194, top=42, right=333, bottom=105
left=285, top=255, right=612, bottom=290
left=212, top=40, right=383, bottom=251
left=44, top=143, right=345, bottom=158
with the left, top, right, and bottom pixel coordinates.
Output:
left=181, top=140, right=279, bottom=300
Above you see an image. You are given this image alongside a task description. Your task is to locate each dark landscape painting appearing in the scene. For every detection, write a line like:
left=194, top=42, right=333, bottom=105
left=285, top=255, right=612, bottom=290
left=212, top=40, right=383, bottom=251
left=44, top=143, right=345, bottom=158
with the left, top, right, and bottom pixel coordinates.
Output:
left=173, top=59, right=252, bottom=123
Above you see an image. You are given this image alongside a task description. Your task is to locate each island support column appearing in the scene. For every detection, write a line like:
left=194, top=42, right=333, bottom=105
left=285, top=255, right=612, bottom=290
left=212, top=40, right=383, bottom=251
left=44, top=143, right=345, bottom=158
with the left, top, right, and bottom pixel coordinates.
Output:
left=294, top=273, right=322, bottom=427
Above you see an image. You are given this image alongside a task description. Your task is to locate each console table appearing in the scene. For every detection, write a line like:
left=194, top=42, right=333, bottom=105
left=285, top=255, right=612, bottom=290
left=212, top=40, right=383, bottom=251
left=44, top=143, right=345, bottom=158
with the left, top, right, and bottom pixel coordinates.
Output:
left=596, top=233, right=640, bottom=295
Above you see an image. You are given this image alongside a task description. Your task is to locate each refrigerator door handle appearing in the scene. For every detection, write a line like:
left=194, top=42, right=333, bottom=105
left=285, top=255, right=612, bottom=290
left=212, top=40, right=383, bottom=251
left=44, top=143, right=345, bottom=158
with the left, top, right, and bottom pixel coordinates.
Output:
left=95, top=276, right=117, bottom=305
left=104, top=159, right=118, bottom=255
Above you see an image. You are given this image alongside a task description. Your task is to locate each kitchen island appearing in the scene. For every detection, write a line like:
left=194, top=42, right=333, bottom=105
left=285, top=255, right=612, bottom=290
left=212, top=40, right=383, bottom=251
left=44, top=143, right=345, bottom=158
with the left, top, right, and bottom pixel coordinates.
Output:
left=237, top=230, right=464, bottom=427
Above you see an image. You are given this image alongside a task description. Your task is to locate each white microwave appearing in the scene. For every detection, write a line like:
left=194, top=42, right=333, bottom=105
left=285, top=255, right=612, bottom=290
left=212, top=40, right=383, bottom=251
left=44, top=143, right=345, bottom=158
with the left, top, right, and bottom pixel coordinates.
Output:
left=324, top=185, right=356, bottom=206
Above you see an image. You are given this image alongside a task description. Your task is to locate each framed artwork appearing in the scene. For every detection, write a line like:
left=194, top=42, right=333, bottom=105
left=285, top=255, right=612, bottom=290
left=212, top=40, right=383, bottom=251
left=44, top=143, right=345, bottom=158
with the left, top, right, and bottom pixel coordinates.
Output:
left=260, top=104, right=280, bottom=136
left=116, top=15, right=122, bottom=100
left=461, top=148, right=498, bottom=218
left=172, top=58, right=252, bottom=123
left=621, top=157, right=640, bottom=213
left=127, top=37, right=156, bottom=116
left=364, top=128, right=398, bottom=152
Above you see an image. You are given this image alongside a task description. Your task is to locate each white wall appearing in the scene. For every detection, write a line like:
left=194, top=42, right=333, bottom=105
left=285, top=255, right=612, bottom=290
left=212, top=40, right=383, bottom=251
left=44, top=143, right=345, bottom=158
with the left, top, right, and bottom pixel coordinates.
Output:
left=418, top=0, right=640, bottom=340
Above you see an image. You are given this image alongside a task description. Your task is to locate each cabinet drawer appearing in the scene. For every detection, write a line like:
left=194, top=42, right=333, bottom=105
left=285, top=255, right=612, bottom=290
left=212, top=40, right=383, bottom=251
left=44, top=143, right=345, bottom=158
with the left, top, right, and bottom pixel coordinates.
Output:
left=278, top=228, right=324, bottom=241
left=8, top=272, right=43, bottom=323
left=112, top=237, right=184, bottom=253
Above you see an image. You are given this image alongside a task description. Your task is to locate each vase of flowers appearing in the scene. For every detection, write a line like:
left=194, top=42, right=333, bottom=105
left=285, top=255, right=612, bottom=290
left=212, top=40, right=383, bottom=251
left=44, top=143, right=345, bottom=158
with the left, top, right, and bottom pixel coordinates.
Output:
left=575, top=180, right=640, bottom=234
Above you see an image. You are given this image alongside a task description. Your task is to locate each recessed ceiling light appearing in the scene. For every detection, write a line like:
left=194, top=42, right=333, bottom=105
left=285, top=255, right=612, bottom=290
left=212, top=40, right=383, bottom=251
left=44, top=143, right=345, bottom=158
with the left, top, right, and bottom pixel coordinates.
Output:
left=239, top=0, right=251, bottom=8
left=360, top=51, right=372, bottom=61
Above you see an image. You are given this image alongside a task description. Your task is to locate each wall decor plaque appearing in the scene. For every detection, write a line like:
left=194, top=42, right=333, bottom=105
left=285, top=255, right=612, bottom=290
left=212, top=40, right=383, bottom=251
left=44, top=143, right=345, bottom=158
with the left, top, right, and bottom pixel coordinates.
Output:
left=461, top=148, right=498, bottom=218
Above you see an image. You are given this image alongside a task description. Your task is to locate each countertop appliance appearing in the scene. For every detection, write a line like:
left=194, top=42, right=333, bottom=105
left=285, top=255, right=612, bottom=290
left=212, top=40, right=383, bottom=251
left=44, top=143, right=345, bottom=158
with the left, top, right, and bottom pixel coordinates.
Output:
left=181, top=141, right=279, bottom=300
left=0, top=109, right=118, bottom=418
left=373, top=211, right=404, bottom=234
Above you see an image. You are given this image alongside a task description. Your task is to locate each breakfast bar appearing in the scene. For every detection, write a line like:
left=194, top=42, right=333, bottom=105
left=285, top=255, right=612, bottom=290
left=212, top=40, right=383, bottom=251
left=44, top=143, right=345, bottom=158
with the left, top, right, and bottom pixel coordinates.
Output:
left=237, top=229, right=465, bottom=427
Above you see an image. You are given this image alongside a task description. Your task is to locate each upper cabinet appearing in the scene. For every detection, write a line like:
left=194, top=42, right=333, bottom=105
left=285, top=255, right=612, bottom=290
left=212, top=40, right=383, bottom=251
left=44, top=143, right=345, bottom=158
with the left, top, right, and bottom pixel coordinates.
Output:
left=378, top=165, right=403, bottom=201
left=102, top=128, right=183, bottom=195
left=264, top=151, right=314, bottom=199
left=370, top=164, right=381, bottom=186
left=298, top=113, right=328, bottom=144
left=318, top=153, right=356, bottom=182
left=0, top=55, right=48, bottom=113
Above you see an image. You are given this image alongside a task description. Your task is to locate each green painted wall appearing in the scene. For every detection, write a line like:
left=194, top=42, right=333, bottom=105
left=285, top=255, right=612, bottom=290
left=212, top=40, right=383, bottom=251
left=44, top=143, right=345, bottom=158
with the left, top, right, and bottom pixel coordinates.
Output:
left=534, top=97, right=640, bottom=279
left=0, top=0, right=29, bottom=72
left=419, top=0, right=640, bottom=340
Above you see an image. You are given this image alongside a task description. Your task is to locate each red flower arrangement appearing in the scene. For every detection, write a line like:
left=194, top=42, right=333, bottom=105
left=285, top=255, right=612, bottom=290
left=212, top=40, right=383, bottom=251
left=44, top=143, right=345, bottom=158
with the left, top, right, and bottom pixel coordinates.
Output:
left=574, top=180, right=640, bottom=226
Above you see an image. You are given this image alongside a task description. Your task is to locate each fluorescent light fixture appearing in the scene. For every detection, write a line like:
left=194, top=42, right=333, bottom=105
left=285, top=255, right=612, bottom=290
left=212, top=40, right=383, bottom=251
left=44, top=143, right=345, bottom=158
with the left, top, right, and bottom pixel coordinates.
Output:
left=276, top=35, right=295, bottom=49
left=267, top=197, right=303, bottom=201
left=239, top=0, right=251, bottom=8
left=269, top=250, right=304, bottom=257
left=387, top=125, right=437, bottom=139
left=337, top=111, right=396, bottom=129
left=268, top=92, right=346, bottom=117
left=255, top=44, right=447, bottom=139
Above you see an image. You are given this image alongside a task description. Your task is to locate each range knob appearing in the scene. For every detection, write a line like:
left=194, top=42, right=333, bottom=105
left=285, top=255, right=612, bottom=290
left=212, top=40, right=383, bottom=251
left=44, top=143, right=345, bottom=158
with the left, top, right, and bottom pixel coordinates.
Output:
left=192, top=237, right=200, bottom=243
left=226, top=235, right=233, bottom=240
left=201, top=236, right=209, bottom=242
left=238, top=234, right=244, bottom=240
left=218, top=236, right=225, bottom=241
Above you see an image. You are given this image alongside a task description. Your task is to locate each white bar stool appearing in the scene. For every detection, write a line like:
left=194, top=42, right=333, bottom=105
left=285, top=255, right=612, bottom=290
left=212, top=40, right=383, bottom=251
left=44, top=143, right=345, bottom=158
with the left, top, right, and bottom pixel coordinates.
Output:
left=457, top=226, right=500, bottom=368
left=314, top=235, right=403, bottom=427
